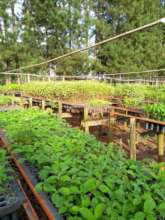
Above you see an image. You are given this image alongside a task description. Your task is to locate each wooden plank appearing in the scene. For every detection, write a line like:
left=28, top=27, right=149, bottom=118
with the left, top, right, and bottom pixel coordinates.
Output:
left=112, top=106, right=142, bottom=114
left=81, top=119, right=108, bottom=127
left=129, top=118, right=136, bottom=160
left=61, top=113, right=72, bottom=118
left=17, top=180, right=40, bottom=220
left=114, top=112, right=165, bottom=126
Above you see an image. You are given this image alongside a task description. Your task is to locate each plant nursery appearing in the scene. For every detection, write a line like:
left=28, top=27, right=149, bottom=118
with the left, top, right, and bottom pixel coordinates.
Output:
left=0, top=1, right=165, bottom=219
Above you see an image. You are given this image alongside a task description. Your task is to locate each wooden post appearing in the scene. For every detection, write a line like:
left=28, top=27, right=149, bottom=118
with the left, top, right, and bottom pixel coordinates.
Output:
left=41, top=100, right=45, bottom=110
left=124, top=110, right=128, bottom=130
left=84, top=123, right=89, bottom=133
left=84, top=106, right=89, bottom=133
left=17, top=74, right=21, bottom=84
left=84, top=106, right=88, bottom=121
left=27, top=74, right=30, bottom=83
left=20, top=97, right=24, bottom=107
left=109, top=109, right=115, bottom=142
left=58, top=101, right=62, bottom=117
left=136, top=120, right=140, bottom=130
left=157, top=132, right=164, bottom=170
left=29, top=97, right=33, bottom=107
left=11, top=94, right=15, bottom=105
left=129, top=117, right=136, bottom=160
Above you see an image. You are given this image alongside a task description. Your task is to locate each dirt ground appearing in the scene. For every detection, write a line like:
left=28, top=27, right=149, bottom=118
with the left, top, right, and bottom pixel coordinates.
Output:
left=66, top=113, right=161, bottom=162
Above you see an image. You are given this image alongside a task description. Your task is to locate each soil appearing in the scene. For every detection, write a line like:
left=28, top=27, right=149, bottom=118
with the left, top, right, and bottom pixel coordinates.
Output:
left=66, top=113, right=163, bottom=162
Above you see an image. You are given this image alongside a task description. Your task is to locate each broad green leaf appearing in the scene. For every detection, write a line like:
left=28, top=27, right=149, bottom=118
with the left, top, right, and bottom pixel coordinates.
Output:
left=134, top=212, right=145, bottom=220
left=82, top=196, right=90, bottom=207
left=144, top=197, right=156, bottom=214
left=158, top=203, right=165, bottom=210
left=35, top=182, right=43, bottom=192
left=71, top=206, right=79, bottom=214
left=82, top=178, right=97, bottom=193
left=79, top=207, right=95, bottom=220
left=59, top=187, right=70, bottom=196
left=146, top=214, right=156, bottom=220
left=99, top=184, right=109, bottom=193
left=69, top=186, right=79, bottom=194
left=94, top=204, right=104, bottom=219
left=51, top=193, right=64, bottom=208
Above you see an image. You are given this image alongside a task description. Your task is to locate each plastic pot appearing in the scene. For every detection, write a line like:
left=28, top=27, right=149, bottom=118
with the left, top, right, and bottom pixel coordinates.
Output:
left=145, top=122, right=165, bottom=133
left=0, top=178, right=24, bottom=219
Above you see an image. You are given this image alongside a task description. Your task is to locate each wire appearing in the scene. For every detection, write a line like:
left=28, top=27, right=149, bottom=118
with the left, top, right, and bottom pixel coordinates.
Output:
left=106, top=68, right=165, bottom=76
left=4, top=18, right=163, bottom=73
left=0, top=67, right=165, bottom=78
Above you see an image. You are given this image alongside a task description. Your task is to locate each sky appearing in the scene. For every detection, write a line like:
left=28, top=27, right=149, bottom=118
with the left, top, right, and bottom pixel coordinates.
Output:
left=15, top=0, right=23, bottom=16
left=14, top=0, right=96, bottom=46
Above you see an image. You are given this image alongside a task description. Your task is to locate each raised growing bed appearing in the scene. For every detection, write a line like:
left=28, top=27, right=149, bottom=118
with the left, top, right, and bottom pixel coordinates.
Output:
left=0, top=109, right=165, bottom=220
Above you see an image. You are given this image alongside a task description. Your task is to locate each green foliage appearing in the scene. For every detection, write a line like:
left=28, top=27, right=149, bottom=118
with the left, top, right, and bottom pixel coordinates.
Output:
left=0, top=0, right=92, bottom=74
left=123, top=97, right=143, bottom=108
left=0, top=109, right=165, bottom=219
left=0, top=81, right=113, bottom=102
left=0, top=95, right=12, bottom=106
left=87, top=99, right=110, bottom=107
left=0, top=149, right=11, bottom=193
left=1, top=82, right=165, bottom=106
left=144, top=103, right=165, bottom=121
left=94, top=1, right=165, bottom=73
left=0, top=1, right=164, bottom=74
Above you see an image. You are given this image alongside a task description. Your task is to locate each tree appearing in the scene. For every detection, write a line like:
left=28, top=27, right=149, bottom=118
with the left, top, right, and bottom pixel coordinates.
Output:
left=93, top=0, right=165, bottom=74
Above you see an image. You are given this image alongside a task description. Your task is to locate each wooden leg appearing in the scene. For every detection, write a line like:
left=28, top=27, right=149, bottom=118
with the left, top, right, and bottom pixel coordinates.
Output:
left=130, top=118, right=136, bottom=160
left=109, top=110, right=115, bottom=142
left=58, top=101, right=62, bottom=117
left=41, top=100, right=45, bottom=110
left=157, top=132, right=164, bottom=170
left=29, top=97, right=33, bottom=107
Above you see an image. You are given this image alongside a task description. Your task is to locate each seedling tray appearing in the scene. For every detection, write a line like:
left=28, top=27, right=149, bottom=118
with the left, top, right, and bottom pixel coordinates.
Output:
left=145, top=122, right=165, bottom=133
left=0, top=178, right=24, bottom=219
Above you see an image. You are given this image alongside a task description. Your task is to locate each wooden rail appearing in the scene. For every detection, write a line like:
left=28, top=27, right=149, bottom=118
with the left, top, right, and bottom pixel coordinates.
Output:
left=1, top=72, right=165, bottom=85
